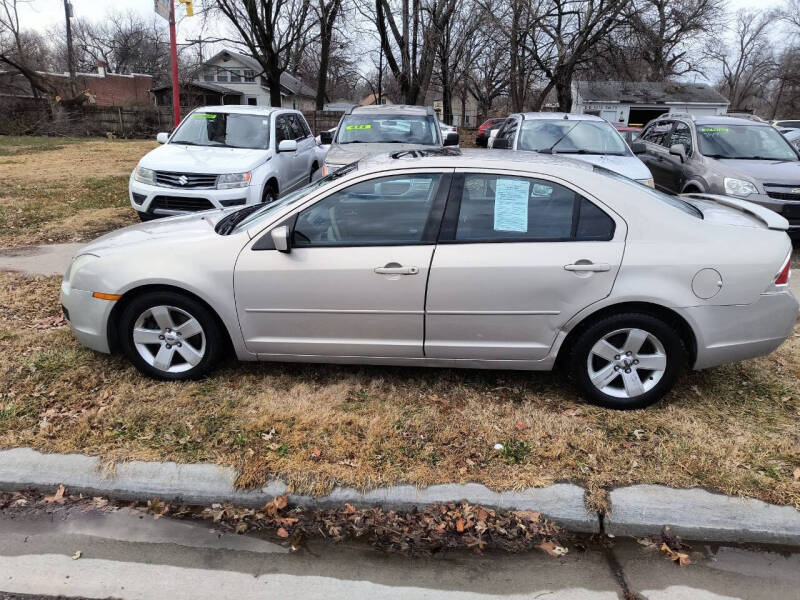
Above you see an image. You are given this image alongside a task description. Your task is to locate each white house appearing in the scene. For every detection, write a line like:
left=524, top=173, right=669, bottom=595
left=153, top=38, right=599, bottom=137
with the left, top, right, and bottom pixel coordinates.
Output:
left=198, top=50, right=316, bottom=110
left=571, top=81, right=730, bottom=127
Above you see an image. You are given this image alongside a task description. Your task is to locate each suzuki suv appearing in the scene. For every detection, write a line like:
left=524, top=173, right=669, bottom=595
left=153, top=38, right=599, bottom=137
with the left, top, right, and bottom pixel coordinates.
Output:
left=321, top=105, right=458, bottom=174
left=130, top=106, right=320, bottom=220
left=636, top=114, right=800, bottom=235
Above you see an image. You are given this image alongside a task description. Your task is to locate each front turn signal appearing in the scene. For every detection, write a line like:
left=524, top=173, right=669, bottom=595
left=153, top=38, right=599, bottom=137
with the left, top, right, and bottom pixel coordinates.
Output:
left=92, top=292, right=122, bottom=301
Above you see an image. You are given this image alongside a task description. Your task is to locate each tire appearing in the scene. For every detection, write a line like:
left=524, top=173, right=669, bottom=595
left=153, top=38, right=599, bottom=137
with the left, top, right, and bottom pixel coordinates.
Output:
left=569, top=313, right=685, bottom=410
left=138, top=211, right=159, bottom=222
left=118, top=290, right=223, bottom=381
left=309, top=162, right=318, bottom=183
left=262, top=182, right=278, bottom=204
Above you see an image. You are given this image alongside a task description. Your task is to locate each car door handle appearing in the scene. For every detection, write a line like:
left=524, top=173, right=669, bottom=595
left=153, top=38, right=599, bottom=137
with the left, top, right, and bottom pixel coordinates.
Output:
left=564, top=262, right=610, bottom=272
left=374, top=265, right=419, bottom=275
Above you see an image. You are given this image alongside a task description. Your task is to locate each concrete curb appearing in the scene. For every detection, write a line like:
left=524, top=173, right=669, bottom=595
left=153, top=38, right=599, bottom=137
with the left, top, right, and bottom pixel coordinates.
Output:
left=0, top=448, right=598, bottom=533
left=605, top=484, right=800, bottom=546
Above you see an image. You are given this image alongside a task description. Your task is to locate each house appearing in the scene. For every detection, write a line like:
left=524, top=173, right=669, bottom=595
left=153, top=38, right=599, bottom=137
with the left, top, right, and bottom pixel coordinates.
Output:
left=0, top=61, right=152, bottom=107
left=196, top=50, right=315, bottom=110
left=359, top=93, right=392, bottom=106
left=151, top=80, right=244, bottom=109
left=571, top=81, right=730, bottom=127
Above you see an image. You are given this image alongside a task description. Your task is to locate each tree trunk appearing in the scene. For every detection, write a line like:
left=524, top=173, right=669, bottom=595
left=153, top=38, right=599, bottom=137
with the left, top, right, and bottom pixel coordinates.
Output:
left=509, top=5, right=521, bottom=112
left=441, top=62, right=452, bottom=123
left=554, top=69, right=573, bottom=112
left=266, top=54, right=283, bottom=107
left=316, top=30, right=331, bottom=110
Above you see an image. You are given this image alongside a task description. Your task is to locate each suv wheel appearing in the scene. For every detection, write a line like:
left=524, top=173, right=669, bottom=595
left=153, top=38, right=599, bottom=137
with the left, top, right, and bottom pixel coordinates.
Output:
left=262, top=183, right=277, bottom=204
left=309, top=162, right=318, bottom=183
left=570, top=313, right=685, bottom=409
left=118, top=291, right=223, bottom=380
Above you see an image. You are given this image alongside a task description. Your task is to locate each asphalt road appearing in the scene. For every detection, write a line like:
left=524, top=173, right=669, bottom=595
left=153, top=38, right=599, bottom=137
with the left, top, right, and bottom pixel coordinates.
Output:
left=0, top=506, right=798, bottom=600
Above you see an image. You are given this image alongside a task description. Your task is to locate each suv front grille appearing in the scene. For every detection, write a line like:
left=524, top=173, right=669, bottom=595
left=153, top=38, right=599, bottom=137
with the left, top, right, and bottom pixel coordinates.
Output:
left=154, top=171, right=218, bottom=189
left=764, top=183, right=800, bottom=202
left=781, top=204, right=800, bottom=220
left=150, top=196, right=214, bottom=212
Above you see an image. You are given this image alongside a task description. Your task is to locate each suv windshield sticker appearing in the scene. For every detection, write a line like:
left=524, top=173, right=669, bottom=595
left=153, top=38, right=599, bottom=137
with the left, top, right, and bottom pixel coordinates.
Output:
left=192, top=113, right=217, bottom=119
left=345, top=124, right=372, bottom=130
left=700, top=127, right=728, bottom=133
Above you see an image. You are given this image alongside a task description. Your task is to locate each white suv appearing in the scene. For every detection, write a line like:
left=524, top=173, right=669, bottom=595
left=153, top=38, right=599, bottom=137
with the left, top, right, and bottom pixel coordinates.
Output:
left=130, top=106, right=321, bottom=220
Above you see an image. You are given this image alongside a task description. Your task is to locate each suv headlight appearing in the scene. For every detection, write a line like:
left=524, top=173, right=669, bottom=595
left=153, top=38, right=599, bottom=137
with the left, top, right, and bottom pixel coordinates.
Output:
left=64, top=253, right=99, bottom=284
left=133, top=166, right=155, bottom=185
left=724, top=177, right=758, bottom=197
left=217, top=172, right=252, bottom=189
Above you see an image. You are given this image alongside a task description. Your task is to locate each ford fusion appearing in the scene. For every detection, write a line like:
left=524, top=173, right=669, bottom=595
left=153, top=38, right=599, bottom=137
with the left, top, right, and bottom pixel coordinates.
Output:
left=63, top=151, right=797, bottom=409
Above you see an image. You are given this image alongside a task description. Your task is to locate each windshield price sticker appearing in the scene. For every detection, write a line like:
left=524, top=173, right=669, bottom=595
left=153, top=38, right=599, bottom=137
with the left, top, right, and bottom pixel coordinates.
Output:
left=700, top=127, right=728, bottom=133
left=346, top=124, right=372, bottom=130
left=494, top=178, right=530, bottom=232
left=193, top=113, right=217, bottom=120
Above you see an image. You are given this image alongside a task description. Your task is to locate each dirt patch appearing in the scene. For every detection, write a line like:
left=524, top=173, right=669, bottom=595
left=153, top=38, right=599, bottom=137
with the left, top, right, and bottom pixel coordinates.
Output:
left=1, top=271, right=798, bottom=511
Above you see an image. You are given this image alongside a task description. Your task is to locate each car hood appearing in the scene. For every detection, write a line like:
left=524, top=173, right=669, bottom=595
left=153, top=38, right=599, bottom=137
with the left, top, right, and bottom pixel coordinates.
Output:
left=325, top=143, right=440, bottom=165
left=557, top=154, right=652, bottom=180
left=138, top=143, right=271, bottom=174
left=713, top=158, right=800, bottom=185
left=79, top=210, right=233, bottom=256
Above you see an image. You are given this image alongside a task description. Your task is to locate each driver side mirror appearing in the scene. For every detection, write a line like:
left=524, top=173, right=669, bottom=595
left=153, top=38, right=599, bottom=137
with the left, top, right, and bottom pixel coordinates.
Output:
left=630, top=141, right=647, bottom=154
left=319, top=130, right=333, bottom=145
left=669, top=143, right=687, bottom=163
left=271, top=225, right=291, bottom=253
left=278, top=139, right=298, bottom=153
left=156, top=132, right=169, bottom=144
left=444, top=132, right=459, bottom=146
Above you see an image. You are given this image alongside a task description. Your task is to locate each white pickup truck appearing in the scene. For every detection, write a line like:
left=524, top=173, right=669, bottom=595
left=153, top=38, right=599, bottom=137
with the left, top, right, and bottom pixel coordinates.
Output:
left=129, top=106, right=323, bottom=220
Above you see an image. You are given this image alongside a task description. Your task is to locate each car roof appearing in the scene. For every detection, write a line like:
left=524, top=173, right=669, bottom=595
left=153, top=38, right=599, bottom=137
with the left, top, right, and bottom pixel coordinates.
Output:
left=518, top=112, right=606, bottom=122
left=656, top=114, right=772, bottom=127
left=347, top=104, right=434, bottom=116
left=190, top=105, right=288, bottom=116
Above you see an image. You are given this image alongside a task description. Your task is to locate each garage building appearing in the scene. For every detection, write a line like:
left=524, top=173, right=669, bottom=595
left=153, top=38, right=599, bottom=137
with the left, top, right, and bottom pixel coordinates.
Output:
left=571, top=81, right=730, bottom=127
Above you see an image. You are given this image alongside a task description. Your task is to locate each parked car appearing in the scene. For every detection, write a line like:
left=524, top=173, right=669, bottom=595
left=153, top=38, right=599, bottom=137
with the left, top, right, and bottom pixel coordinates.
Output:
left=439, top=121, right=458, bottom=137
left=771, top=119, right=800, bottom=130
left=475, top=117, right=506, bottom=147
left=612, top=123, right=643, bottom=146
left=784, top=128, right=800, bottom=152
left=322, top=105, right=458, bottom=174
left=130, top=106, right=319, bottom=221
left=62, top=150, right=796, bottom=409
left=635, top=114, right=800, bottom=236
left=490, top=113, right=653, bottom=185
left=315, top=127, right=337, bottom=151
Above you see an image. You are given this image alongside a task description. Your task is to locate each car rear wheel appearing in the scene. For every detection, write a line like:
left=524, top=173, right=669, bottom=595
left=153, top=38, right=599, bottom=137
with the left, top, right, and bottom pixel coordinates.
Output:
left=570, top=313, right=685, bottom=409
left=118, top=291, right=223, bottom=380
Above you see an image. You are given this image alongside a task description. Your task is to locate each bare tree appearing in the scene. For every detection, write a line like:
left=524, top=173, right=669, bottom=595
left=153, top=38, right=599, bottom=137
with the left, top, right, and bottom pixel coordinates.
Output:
left=314, top=0, right=344, bottom=109
left=467, top=38, right=508, bottom=122
left=0, top=0, right=52, bottom=98
left=435, top=0, right=481, bottom=123
left=708, top=9, right=776, bottom=111
left=370, top=0, right=459, bottom=104
left=201, top=0, right=314, bottom=107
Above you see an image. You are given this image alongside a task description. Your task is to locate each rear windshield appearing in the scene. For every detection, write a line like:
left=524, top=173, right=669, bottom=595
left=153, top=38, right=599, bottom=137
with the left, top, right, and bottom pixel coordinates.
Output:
left=336, top=114, right=440, bottom=145
left=518, top=120, right=630, bottom=156
left=593, top=167, right=703, bottom=219
left=697, top=124, right=798, bottom=160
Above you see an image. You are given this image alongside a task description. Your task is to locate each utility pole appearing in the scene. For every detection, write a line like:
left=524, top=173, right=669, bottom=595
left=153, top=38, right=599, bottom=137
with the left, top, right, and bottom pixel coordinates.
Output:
left=169, top=0, right=181, bottom=128
left=63, top=0, right=76, bottom=97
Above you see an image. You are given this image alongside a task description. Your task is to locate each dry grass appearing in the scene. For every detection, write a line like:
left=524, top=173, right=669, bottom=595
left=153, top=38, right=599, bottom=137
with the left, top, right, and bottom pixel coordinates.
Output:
left=0, top=136, right=156, bottom=248
left=1, top=271, right=798, bottom=511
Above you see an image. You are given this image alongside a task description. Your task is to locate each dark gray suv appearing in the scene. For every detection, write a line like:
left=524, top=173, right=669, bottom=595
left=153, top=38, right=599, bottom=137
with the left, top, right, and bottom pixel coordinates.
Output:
left=636, top=114, right=800, bottom=235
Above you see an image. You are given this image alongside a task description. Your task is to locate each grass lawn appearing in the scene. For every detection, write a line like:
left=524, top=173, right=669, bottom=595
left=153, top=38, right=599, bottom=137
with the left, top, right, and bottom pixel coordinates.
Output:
left=0, top=136, right=798, bottom=513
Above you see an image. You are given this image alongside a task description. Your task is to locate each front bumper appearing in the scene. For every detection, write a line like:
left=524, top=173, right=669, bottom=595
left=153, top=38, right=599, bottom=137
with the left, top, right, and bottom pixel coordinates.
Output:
left=129, top=175, right=259, bottom=217
left=686, top=290, right=799, bottom=370
left=60, top=280, right=115, bottom=354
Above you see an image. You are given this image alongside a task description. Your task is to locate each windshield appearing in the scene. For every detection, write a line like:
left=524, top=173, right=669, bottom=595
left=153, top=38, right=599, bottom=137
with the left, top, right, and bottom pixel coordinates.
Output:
left=230, top=164, right=359, bottom=233
left=171, top=112, right=270, bottom=149
left=518, top=120, right=630, bottom=156
left=593, top=166, right=703, bottom=219
left=336, top=114, right=439, bottom=145
left=697, top=124, right=798, bottom=160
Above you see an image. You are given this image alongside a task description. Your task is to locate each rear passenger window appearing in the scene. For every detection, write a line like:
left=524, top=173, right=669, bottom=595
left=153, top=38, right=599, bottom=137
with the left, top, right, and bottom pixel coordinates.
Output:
left=452, top=174, right=613, bottom=242
left=293, top=174, right=441, bottom=246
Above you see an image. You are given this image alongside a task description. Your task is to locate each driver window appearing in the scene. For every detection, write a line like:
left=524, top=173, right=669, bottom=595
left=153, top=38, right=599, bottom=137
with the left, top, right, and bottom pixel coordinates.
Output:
left=275, top=116, right=292, bottom=144
left=670, top=122, right=693, bottom=155
left=293, top=174, right=441, bottom=246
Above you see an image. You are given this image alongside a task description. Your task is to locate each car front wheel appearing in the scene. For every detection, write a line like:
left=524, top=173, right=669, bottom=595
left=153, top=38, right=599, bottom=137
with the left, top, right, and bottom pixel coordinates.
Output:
left=118, top=291, right=223, bottom=380
left=570, top=313, right=685, bottom=409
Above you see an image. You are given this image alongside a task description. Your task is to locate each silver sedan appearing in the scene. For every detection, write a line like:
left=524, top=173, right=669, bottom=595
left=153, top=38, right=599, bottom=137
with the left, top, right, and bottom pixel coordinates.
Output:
left=61, top=151, right=798, bottom=409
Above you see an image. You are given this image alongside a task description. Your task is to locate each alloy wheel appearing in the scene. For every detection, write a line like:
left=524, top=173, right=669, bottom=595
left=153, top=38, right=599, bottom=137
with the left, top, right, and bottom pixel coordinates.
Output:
left=132, top=305, right=206, bottom=374
left=586, top=327, right=667, bottom=399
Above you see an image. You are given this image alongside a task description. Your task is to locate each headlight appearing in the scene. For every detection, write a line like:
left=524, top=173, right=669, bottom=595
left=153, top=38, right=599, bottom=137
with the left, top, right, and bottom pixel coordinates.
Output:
left=64, top=254, right=99, bottom=284
left=322, top=164, right=343, bottom=177
left=217, top=172, right=252, bottom=189
left=724, top=177, right=758, bottom=197
left=133, top=166, right=155, bottom=185
left=637, top=178, right=655, bottom=188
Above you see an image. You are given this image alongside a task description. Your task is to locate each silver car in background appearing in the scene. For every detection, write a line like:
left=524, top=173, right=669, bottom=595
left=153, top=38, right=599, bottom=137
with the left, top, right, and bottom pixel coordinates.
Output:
left=62, top=150, right=797, bottom=409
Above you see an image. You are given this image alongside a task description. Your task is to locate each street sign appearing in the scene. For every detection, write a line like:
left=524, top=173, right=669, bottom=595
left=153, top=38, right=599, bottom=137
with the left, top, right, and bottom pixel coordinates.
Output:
left=154, top=0, right=170, bottom=21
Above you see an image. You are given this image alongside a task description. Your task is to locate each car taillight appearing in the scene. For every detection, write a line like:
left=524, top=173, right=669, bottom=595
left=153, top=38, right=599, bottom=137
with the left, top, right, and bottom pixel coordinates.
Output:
left=775, top=254, right=791, bottom=286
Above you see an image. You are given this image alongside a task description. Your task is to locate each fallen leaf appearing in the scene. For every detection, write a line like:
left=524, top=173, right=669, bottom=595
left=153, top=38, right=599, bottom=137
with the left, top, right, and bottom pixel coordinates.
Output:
left=343, top=503, right=356, bottom=514
left=71, top=551, right=82, bottom=560
left=311, top=446, right=322, bottom=460
left=456, top=518, right=465, bottom=533
left=661, top=543, right=692, bottom=566
left=276, top=527, right=290, bottom=538
left=44, top=484, right=66, bottom=504
left=515, top=421, right=528, bottom=431
left=539, top=541, right=568, bottom=557
left=273, top=495, right=288, bottom=510
left=794, top=467, right=800, bottom=481
left=235, top=522, right=248, bottom=534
